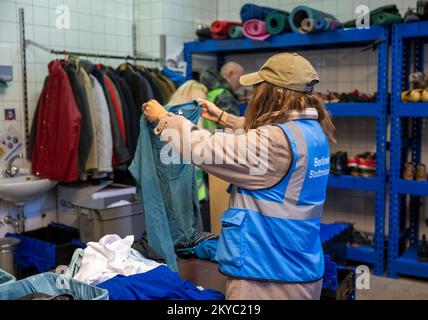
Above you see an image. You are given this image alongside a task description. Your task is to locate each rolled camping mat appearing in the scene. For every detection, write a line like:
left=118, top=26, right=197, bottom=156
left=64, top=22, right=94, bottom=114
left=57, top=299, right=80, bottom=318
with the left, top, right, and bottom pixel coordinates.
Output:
left=265, top=11, right=291, bottom=35
left=196, top=27, right=212, bottom=41
left=240, top=3, right=289, bottom=22
left=228, top=25, right=244, bottom=39
left=211, top=21, right=242, bottom=40
left=300, top=18, right=315, bottom=33
left=315, top=17, right=341, bottom=31
left=243, top=19, right=271, bottom=41
left=371, top=11, right=403, bottom=25
left=289, top=5, right=340, bottom=33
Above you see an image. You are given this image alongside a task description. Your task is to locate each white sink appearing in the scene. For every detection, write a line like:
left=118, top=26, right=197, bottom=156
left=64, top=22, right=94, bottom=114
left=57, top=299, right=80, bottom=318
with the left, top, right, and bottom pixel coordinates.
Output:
left=0, top=174, right=57, bottom=205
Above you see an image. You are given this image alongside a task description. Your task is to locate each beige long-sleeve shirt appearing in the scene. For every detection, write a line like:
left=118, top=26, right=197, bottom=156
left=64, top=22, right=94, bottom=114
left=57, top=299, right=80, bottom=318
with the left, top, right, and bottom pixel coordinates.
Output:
left=154, top=108, right=320, bottom=191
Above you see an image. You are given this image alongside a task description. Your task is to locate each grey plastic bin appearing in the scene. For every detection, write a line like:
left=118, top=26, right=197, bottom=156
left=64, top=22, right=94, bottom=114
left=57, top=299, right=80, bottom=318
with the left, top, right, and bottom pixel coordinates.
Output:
left=0, top=272, right=108, bottom=300
left=78, top=197, right=145, bottom=243
left=0, top=268, right=15, bottom=287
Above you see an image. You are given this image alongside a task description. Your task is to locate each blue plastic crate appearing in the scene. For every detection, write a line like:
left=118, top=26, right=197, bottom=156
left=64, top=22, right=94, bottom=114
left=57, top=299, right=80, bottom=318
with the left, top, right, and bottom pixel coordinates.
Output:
left=0, top=272, right=108, bottom=300
left=0, top=269, right=15, bottom=287
left=6, top=223, right=81, bottom=273
left=320, top=223, right=352, bottom=244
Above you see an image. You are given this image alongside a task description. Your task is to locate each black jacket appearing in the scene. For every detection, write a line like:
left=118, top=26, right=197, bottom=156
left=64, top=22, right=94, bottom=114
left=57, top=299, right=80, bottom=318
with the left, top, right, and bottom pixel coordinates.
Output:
left=64, top=62, right=94, bottom=174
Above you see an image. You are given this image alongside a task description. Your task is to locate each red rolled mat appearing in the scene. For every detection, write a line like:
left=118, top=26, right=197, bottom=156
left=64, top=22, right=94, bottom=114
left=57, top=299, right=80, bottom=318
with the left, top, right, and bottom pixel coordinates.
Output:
left=211, top=21, right=243, bottom=40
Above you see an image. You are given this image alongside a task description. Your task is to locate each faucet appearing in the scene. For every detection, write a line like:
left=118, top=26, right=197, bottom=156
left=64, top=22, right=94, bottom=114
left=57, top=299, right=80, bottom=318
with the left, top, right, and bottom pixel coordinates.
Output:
left=4, top=205, right=26, bottom=234
left=4, top=154, right=23, bottom=178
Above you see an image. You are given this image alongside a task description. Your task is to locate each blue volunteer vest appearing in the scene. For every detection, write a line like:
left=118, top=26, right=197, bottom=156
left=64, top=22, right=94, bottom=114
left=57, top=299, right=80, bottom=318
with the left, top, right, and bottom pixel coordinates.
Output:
left=216, top=119, right=330, bottom=283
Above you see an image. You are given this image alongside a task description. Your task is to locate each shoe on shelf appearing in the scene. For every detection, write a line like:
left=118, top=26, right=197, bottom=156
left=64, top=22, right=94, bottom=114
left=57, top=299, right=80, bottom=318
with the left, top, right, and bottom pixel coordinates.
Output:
left=357, top=152, right=376, bottom=178
left=348, top=157, right=360, bottom=177
left=403, top=162, right=416, bottom=180
left=418, top=234, right=428, bottom=263
left=421, top=89, right=428, bottom=102
left=416, top=163, right=427, bottom=181
left=332, top=151, right=349, bottom=175
left=404, top=8, right=420, bottom=23
left=409, top=71, right=428, bottom=88
left=402, top=89, right=422, bottom=102
left=418, top=0, right=428, bottom=20
left=327, top=91, right=340, bottom=104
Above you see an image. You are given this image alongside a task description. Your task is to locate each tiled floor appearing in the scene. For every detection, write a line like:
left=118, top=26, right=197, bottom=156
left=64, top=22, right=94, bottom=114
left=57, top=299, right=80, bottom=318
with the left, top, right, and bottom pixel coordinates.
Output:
left=178, top=259, right=428, bottom=300
left=357, top=275, right=428, bottom=300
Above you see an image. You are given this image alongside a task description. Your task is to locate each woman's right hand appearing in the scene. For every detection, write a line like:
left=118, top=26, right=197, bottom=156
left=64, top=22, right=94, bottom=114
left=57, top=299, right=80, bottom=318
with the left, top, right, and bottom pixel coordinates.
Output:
left=197, top=98, right=224, bottom=123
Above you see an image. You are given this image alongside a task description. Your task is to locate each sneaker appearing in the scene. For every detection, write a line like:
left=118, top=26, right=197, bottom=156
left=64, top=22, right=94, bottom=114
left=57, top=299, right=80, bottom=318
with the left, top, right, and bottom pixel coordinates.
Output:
left=348, top=156, right=360, bottom=177
left=403, top=162, right=416, bottom=180
left=418, top=235, right=428, bottom=263
left=358, top=153, right=376, bottom=178
left=416, top=163, right=427, bottom=181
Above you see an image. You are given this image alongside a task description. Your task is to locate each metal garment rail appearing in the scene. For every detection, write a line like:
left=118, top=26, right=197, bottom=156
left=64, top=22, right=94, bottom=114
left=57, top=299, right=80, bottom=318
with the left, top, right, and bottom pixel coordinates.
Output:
left=388, top=21, right=428, bottom=279
left=24, top=39, right=161, bottom=63
left=184, top=26, right=389, bottom=275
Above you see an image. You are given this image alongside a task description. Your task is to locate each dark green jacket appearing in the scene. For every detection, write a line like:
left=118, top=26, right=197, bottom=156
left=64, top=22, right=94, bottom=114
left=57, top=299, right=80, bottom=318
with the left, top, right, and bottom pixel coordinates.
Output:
left=200, top=67, right=241, bottom=116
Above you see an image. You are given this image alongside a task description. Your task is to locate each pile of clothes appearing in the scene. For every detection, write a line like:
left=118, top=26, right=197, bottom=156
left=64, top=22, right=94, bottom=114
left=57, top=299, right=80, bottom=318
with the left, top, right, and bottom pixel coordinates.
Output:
left=71, top=235, right=224, bottom=300
left=331, top=151, right=376, bottom=178
left=402, top=71, right=428, bottom=103
left=30, top=59, right=177, bottom=183
left=315, top=90, right=377, bottom=104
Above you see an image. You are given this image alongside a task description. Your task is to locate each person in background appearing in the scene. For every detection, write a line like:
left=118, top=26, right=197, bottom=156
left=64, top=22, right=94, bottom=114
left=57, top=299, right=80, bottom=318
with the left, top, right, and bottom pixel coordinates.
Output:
left=168, top=80, right=208, bottom=106
left=200, top=62, right=244, bottom=118
left=142, top=53, right=335, bottom=300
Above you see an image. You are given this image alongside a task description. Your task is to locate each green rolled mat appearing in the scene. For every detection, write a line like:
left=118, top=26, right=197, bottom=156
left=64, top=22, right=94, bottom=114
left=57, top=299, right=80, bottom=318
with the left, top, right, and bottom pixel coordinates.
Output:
left=228, top=25, right=244, bottom=39
left=265, top=11, right=291, bottom=35
left=371, top=11, right=403, bottom=25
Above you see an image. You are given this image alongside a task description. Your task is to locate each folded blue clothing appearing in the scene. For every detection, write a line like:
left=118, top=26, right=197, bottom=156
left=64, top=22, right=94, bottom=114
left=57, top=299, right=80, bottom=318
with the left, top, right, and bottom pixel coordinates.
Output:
left=193, top=239, right=219, bottom=262
left=98, top=265, right=224, bottom=300
left=162, top=68, right=187, bottom=88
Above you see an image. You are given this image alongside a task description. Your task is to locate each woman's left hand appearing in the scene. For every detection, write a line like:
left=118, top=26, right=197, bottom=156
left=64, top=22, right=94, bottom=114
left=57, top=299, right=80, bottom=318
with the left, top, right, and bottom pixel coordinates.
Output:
left=142, top=99, right=168, bottom=122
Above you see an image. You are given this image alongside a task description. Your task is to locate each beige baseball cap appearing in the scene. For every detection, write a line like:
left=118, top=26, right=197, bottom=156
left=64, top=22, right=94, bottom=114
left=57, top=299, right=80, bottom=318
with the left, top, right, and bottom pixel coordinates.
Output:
left=239, top=53, right=319, bottom=93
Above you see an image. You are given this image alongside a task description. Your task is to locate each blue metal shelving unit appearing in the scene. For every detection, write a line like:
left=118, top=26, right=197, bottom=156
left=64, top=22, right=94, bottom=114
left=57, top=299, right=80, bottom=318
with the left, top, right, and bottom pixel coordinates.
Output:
left=389, top=21, right=428, bottom=279
left=184, top=26, right=389, bottom=275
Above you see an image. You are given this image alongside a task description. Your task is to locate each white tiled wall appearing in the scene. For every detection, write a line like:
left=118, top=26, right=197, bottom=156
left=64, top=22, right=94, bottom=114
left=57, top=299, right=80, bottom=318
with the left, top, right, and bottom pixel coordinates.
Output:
left=0, top=0, right=135, bottom=237
left=134, top=0, right=218, bottom=59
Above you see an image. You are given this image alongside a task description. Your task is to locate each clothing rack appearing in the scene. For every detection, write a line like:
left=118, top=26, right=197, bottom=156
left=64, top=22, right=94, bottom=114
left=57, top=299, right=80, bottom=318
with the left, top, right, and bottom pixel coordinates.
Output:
left=18, top=7, right=163, bottom=158
left=25, top=39, right=161, bottom=63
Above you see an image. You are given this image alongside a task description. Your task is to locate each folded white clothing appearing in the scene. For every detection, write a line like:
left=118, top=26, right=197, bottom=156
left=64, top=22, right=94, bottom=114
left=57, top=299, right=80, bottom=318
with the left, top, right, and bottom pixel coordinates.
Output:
left=73, top=234, right=162, bottom=286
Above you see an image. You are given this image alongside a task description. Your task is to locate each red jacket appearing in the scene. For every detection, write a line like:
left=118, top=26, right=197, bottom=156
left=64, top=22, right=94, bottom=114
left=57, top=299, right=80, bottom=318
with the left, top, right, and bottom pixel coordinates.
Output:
left=32, top=60, right=82, bottom=182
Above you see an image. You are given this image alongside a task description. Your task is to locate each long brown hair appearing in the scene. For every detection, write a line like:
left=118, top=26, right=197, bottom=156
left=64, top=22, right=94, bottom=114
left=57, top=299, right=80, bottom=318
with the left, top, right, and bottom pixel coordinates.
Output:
left=244, top=82, right=336, bottom=142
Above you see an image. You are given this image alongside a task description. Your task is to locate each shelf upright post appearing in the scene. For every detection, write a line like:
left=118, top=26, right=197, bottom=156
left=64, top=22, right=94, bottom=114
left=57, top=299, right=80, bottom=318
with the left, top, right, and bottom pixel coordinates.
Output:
left=388, top=24, right=404, bottom=278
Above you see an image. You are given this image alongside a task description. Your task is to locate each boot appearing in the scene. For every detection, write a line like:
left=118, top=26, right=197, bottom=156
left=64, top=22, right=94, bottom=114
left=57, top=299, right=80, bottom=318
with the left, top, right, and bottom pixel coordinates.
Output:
left=403, top=162, right=416, bottom=180
left=418, top=235, right=428, bottom=262
left=416, top=163, right=427, bottom=181
left=348, top=156, right=360, bottom=177
left=332, top=152, right=348, bottom=176
left=421, top=89, right=428, bottom=102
